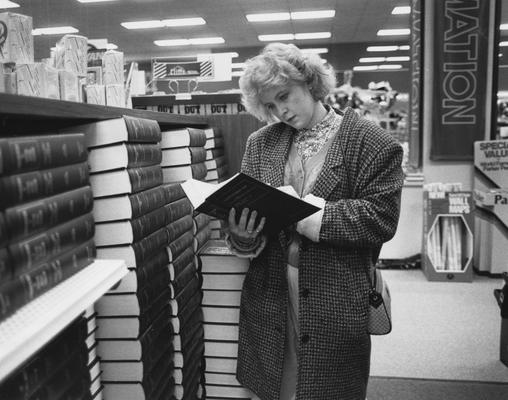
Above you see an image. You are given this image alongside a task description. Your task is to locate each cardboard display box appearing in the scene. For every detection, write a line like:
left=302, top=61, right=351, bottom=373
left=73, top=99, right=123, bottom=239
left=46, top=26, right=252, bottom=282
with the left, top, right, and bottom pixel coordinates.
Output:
left=422, top=190, right=474, bottom=282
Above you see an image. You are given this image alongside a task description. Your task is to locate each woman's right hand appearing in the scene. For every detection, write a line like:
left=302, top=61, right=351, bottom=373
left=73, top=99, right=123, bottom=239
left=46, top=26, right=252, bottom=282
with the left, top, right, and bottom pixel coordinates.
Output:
left=228, top=207, right=266, bottom=241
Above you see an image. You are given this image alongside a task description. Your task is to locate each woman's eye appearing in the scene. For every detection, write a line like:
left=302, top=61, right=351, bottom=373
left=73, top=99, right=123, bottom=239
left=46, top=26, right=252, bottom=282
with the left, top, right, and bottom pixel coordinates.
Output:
left=280, top=93, right=288, bottom=100
left=266, top=104, right=274, bottom=111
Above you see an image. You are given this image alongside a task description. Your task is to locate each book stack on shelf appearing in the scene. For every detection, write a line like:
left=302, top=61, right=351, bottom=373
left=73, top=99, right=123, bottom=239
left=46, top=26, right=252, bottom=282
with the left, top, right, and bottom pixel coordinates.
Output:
left=0, top=132, right=96, bottom=322
left=163, top=183, right=206, bottom=400
left=199, top=240, right=253, bottom=399
left=84, top=306, right=104, bottom=400
left=160, top=127, right=208, bottom=183
left=204, top=128, right=229, bottom=184
left=0, top=315, right=94, bottom=400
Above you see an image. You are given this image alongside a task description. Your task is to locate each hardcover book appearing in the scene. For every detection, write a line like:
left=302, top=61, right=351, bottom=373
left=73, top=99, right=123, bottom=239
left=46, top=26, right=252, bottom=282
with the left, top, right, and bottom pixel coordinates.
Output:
left=88, top=143, right=162, bottom=173
left=90, top=165, right=163, bottom=197
left=181, top=173, right=320, bottom=235
left=160, top=128, right=207, bottom=149
left=162, top=162, right=207, bottom=183
left=161, top=146, right=206, bottom=167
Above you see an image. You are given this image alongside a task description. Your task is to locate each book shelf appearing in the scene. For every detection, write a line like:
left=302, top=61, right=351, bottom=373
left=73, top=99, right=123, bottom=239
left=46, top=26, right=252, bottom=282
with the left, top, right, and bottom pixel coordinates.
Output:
left=0, top=259, right=128, bottom=382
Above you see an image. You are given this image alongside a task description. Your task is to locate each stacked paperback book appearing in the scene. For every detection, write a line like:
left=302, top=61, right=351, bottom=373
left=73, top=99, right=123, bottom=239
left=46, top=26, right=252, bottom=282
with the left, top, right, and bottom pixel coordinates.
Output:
left=0, top=132, right=96, bottom=322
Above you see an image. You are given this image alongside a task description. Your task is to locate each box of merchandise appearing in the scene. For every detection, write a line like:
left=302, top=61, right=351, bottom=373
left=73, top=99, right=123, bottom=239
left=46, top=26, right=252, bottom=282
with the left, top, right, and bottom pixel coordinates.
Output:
left=15, top=63, right=47, bottom=98
left=422, top=189, right=474, bottom=282
left=105, top=84, right=125, bottom=107
left=44, top=65, right=59, bottom=100
left=473, top=190, right=508, bottom=275
left=0, top=62, right=15, bottom=94
left=474, top=140, right=508, bottom=191
left=102, top=50, right=124, bottom=85
left=55, top=34, right=88, bottom=76
left=58, top=70, right=79, bottom=102
left=0, top=12, right=34, bottom=64
left=85, top=84, right=105, bottom=105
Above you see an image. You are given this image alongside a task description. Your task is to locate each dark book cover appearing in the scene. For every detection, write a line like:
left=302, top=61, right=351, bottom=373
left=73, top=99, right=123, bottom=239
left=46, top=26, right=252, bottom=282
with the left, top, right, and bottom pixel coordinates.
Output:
left=170, top=247, right=195, bottom=281
left=165, top=197, right=193, bottom=223
left=189, top=147, right=207, bottom=164
left=162, top=182, right=186, bottom=203
left=133, top=250, right=170, bottom=292
left=171, top=259, right=197, bottom=297
left=0, top=134, right=87, bottom=176
left=0, top=246, right=11, bottom=284
left=122, top=115, right=162, bottom=143
left=88, top=143, right=162, bottom=173
left=193, top=213, right=210, bottom=234
left=167, top=231, right=194, bottom=262
left=175, top=291, right=202, bottom=331
left=186, top=128, right=207, bottom=147
left=126, top=165, right=163, bottom=193
left=0, top=212, right=6, bottom=247
left=206, top=148, right=224, bottom=161
left=130, top=186, right=167, bottom=218
left=185, top=173, right=320, bottom=236
left=167, top=215, right=194, bottom=244
left=4, top=186, right=94, bottom=242
left=0, top=162, right=90, bottom=209
left=131, top=226, right=169, bottom=266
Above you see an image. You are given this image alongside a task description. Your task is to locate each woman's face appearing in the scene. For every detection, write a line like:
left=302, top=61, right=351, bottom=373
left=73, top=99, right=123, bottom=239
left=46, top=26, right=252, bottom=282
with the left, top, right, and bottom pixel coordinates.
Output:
left=259, top=83, right=321, bottom=130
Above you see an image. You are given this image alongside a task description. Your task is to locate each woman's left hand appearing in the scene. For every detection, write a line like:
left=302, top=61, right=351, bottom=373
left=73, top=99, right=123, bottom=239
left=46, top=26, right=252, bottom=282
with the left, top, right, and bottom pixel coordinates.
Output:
left=228, top=207, right=266, bottom=241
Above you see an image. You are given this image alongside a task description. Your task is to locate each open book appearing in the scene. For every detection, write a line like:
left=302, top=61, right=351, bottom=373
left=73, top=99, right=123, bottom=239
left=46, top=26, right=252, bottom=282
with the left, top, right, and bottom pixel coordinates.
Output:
left=181, top=173, right=320, bottom=235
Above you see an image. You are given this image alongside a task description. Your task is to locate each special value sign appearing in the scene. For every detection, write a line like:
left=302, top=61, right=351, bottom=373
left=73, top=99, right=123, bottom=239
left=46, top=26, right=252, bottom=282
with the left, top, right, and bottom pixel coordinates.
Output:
left=431, top=0, right=492, bottom=161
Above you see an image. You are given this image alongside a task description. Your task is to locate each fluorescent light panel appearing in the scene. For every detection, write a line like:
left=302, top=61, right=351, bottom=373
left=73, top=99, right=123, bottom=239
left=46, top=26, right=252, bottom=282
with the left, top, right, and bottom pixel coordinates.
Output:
left=366, top=45, right=408, bottom=52
left=360, top=56, right=410, bottom=63
left=32, top=26, right=79, bottom=36
left=259, top=32, right=331, bottom=42
left=500, top=41, right=508, bottom=47
left=77, top=0, right=119, bottom=3
left=122, top=17, right=205, bottom=29
left=392, top=6, right=411, bottom=14
left=258, top=33, right=295, bottom=41
left=377, top=28, right=410, bottom=36
left=301, top=48, right=328, bottom=54
left=154, top=37, right=224, bottom=46
left=247, top=9, right=335, bottom=22
left=0, top=0, right=19, bottom=8
left=501, top=23, right=508, bottom=30
left=353, top=64, right=403, bottom=71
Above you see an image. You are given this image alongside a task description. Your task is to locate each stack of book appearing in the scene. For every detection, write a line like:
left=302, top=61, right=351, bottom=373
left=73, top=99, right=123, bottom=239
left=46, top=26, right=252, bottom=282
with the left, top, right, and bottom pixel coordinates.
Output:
left=0, top=316, right=93, bottom=399
left=160, top=127, right=208, bottom=183
left=84, top=306, right=104, bottom=400
left=199, top=240, right=252, bottom=399
left=80, top=116, right=175, bottom=398
left=164, top=183, right=206, bottom=400
left=0, top=133, right=96, bottom=322
left=204, top=128, right=229, bottom=184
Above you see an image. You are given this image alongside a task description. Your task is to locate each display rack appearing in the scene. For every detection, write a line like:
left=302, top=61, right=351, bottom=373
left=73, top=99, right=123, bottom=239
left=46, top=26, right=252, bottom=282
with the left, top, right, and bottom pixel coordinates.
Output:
left=0, top=259, right=128, bottom=382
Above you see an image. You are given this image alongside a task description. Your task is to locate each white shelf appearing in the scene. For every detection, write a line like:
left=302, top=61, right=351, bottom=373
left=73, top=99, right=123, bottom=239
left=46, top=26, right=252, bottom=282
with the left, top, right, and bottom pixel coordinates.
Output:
left=0, top=259, right=128, bottom=382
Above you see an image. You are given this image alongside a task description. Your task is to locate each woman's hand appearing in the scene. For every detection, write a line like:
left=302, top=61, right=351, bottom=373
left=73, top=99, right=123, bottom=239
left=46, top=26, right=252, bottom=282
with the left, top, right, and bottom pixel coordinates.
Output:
left=228, top=207, right=266, bottom=241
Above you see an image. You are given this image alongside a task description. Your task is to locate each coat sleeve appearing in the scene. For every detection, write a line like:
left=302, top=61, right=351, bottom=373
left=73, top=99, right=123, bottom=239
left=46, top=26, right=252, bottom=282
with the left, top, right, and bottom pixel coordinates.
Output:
left=240, top=131, right=262, bottom=180
left=319, top=135, right=404, bottom=248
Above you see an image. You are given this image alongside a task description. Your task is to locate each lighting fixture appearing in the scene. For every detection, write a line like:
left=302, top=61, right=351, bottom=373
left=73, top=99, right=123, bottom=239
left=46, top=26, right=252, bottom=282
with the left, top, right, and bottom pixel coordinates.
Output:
left=353, top=65, right=378, bottom=71
left=500, top=41, right=508, bottom=47
left=106, top=43, right=118, bottom=50
left=386, top=56, right=410, bottom=61
left=378, top=64, right=403, bottom=70
left=392, top=6, right=411, bottom=15
left=295, top=32, right=331, bottom=40
left=377, top=29, right=410, bottom=36
left=246, top=9, right=335, bottom=22
left=32, top=26, right=79, bottom=36
left=258, top=34, right=295, bottom=41
left=399, top=45, right=410, bottom=50
left=0, top=0, right=19, bottom=8
left=154, top=37, right=224, bottom=47
left=122, top=17, right=205, bottom=30
left=359, top=57, right=386, bottom=63
left=77, top=0, right=119, bottom=3
left=501, top=24, right=508, bottom=30
left=300, top=48, right=329, bottom=54
left=366, top=45, right=408, bottom=52
left=353, top=64, right=404, bottom=71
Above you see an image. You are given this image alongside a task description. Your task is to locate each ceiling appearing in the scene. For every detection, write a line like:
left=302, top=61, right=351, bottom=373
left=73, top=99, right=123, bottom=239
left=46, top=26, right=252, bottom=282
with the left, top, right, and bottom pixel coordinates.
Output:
left=15, top=0, right=414, bottom=61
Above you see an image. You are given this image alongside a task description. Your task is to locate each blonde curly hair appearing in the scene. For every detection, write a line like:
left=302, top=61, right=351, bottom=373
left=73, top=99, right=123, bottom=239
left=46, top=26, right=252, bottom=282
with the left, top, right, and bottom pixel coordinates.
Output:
left=239, top=43, right=336, bottom=122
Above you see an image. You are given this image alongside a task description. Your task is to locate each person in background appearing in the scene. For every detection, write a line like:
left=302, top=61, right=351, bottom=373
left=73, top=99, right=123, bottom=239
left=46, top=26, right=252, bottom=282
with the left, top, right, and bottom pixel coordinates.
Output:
left=225, top=42, right=404, bottom=400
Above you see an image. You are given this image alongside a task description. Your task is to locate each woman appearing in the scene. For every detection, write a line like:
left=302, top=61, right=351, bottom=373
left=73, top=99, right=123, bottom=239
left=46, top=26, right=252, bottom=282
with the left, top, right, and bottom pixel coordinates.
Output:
left=226, top=43, right=404, bottom=400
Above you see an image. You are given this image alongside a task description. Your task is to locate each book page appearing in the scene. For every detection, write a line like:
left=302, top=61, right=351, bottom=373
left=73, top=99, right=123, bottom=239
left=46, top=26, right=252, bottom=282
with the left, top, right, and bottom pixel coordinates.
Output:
left=181, top=173, right=239, bottom=208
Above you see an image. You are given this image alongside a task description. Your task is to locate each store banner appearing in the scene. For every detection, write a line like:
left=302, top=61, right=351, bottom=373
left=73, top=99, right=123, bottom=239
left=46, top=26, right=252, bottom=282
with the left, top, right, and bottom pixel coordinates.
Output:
left=152, top=57, right=213, bottom=80
left=409, top=0, right=423, bottom=168
left=431, top=0, right=491, bottom=160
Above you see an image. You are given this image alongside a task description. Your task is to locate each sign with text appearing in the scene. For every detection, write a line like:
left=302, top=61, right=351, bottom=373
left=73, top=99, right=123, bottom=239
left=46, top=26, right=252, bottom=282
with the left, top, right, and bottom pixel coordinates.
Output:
left=431, top=0, right=492, bottom=160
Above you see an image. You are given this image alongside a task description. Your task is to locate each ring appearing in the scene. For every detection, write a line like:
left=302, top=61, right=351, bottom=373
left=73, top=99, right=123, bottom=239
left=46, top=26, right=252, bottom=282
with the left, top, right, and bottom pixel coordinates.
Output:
left=247, top=230, right=253, bottom=234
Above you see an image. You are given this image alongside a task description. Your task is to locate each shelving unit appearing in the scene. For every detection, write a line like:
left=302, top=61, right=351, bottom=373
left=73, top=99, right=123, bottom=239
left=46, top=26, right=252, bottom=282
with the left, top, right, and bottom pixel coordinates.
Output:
left=0, top=259, right=128, bottom=382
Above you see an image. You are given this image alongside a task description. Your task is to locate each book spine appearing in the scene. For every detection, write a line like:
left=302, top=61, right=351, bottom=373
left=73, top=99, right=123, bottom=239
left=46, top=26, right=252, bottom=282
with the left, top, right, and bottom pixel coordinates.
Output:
left=174, top=275, right=200, bottom=319
left=193, top=213, right=210, bottom=234
left=9, top=213, right=95, bottom=275
left=0, top=162, right=90, bottom=209
left=122, top=115, right=162, bottom=143
left=167, top=215, right=194, bottom=243
left=175, top=289, right=201, bottom=330
left=165, top=198, right=193, bottom=222
left=0, top=212, right=7, bottom=247
left=125, top=143, right=162, bottom=168
left=138, top=289, right=171, bottom=334
left=172, top=260, right=197, bottom=297
left=180, top=308, right=203, bottom=351
left=0, top=247, right=12, bottom=283
left=186, top=128, right=207, bottom=147
left=129, top=186, right=167, bottom=219
left=191, top=162, right=207, bottom=180
left=0, top=134, right=87, bottom=176
left=189, top=147, right=207, bottom=164
left=135, top=249, right=169, bottom=290
left=167, top=231, right=193, bottom=261
left=194, top=226, right=211, bottom=252
left=171, top=247, right=195, bottom=280
left=130, top=205, right=168, bottom=243
left=132, top=226, right=169, bottom=266
left=5, top=186, right=94, bottom=242
left=162, top=182, right=186, bottom=203
left=127, top=165, right=163, bottom=193
left=0, top=240, right=96, bottom=321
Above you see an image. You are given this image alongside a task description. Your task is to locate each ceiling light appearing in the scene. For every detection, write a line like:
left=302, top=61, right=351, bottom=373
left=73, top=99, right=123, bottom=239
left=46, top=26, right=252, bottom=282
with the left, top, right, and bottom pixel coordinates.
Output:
left=247, top=13, right=290, bottom=22
left=295, top=32, right=331, bottom=40
left=258, top=34, right=295, bottom=41
left=121, top=20, right=165, bottom=29
left=354, top=65, right=378, bottom=71
left=501, top=24, right=508, bottom=30
left=188, top=37, right=224, bottom=45
left=378, top=64, right=403, bottom=69
left=377, top=29, right=410, bottom=36
left=360, top=57, right=386, bottom=63
left=392, top=6, right=411, bottom=15
left=154, top=37, right=224, bottom=47
left=290, top=10, right=335, bottom=20
left=386, top=56, right=410, bottom=61
left=32, top=26, right=79, bottom=36
left=367, top=45, right=409, bottom=52
left=214, top=52, right=239, bottom=58
left=500, top=41, right=508, bottom=47
left=232, top=63, right=246, bottom=69
left=399, top=45, right=410, bottom=50
left=77, top=0, right=119, bottom=3
left=0, top=1, right=19, bottom=8
left=301, top=48, right=328, bottom=54
left=162, top=17, right=206, bottom=27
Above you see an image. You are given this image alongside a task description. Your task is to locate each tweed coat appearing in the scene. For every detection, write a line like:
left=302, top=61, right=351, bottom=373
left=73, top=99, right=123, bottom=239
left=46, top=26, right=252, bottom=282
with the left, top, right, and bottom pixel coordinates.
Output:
left=235, top=107, right=404, bottom=400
